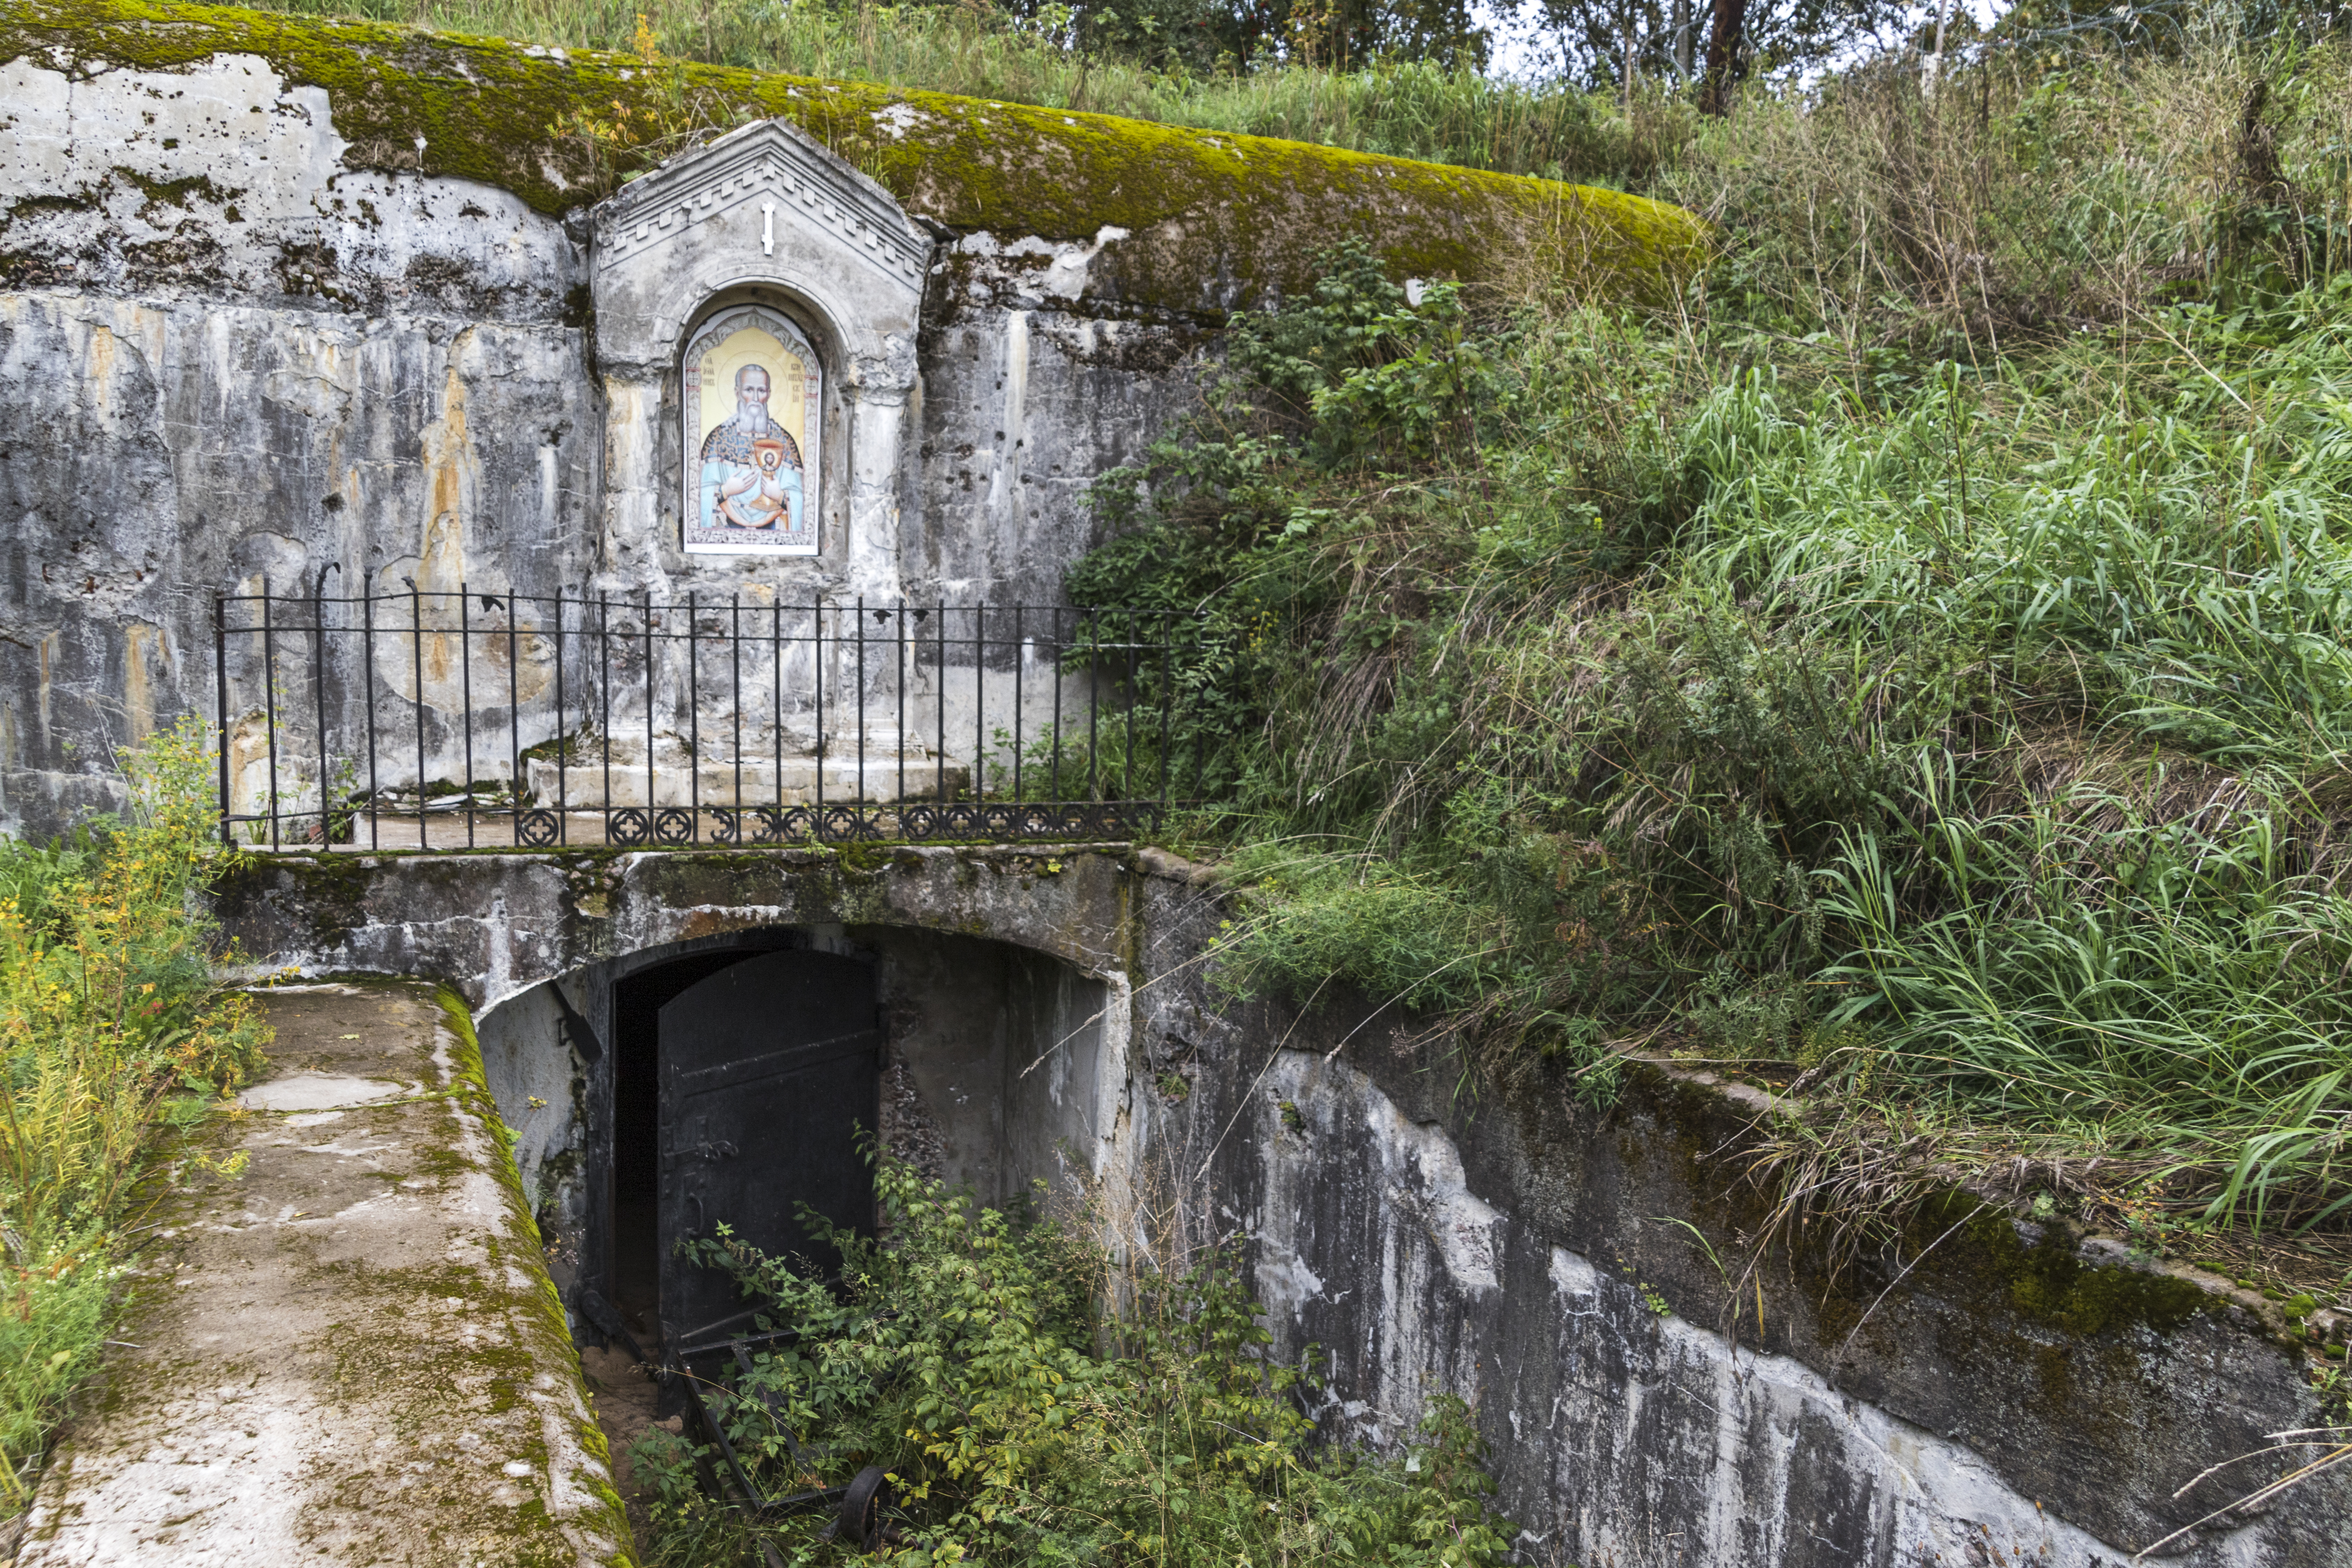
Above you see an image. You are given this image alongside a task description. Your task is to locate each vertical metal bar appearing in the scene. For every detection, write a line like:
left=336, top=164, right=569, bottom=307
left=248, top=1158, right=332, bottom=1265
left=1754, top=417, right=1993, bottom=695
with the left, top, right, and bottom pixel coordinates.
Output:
left=643, top=589, right=655, bottom=827
left=854, top=597, right=867, bottom=817
left=364, top=589, right=379, bottom=851
left=813, top=601, right=824, bottom=818
left=772, top=599, right=783, bottom=816
left=894, top=606, right=905, bottom=812
left=973, top=603, right=985, bottom=802
left=460, top=587, right=475, bottom=849
left=312, top=571, right=330, bottom=848
left=730, top=595, right=742, bottom=826
left=507, top=594, right=522, bottom=846
left=554, top=593, right=570, bottom=845
left=260, top=581, right=279, bottom=853
left=214, top=595, right=231, bottom=848
left=1051, top=605, right=1063, bottom=805
left=687, top=592, right=700, bottom=842
left=1012, top=605, right=1023, bottom=805
left=935, top=601, right=946, bottom=805
left=600, top=594, right=613, bottom=836
left=410, top=584, right=427, bottom=851
left=1086, top=607, right=1100, bottom=803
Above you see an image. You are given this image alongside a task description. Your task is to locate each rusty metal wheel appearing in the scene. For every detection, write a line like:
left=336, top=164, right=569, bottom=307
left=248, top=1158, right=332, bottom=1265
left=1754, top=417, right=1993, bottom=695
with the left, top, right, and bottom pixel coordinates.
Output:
left=837, top=1465, right=891, bottom=1550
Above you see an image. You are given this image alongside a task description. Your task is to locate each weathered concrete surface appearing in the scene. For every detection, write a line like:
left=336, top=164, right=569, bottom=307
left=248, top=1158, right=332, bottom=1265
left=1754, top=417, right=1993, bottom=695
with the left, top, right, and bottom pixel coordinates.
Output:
left=207, top=845, right=2352, bottom=1566
left=17, top=980, right=630, bottom=1568
left=209, top=842, right=1142, bottom=1008
left=0, top=3, right=1708, bottom=841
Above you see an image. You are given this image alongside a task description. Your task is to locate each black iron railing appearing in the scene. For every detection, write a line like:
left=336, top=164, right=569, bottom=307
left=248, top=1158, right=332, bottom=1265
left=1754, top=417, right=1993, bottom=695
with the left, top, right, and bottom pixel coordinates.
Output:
left=214, top=586, right=1200, bottom=851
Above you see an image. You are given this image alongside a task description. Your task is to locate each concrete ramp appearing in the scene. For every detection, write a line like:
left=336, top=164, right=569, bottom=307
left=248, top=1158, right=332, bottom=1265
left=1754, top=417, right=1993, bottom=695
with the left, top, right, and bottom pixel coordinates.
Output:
left=17, top=982, right=631, bottom=1567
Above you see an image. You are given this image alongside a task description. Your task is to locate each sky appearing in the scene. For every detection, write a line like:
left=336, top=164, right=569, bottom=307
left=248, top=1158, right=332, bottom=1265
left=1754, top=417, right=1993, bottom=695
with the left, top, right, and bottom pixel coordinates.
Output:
left=1472, top=0, right=2015, bottom=81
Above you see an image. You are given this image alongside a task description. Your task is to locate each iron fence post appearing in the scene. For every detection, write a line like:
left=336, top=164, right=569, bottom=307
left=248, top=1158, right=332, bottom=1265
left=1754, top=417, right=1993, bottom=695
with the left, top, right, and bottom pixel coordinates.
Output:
left=363, top=589, right=379, bottom=851
left=312, top=569, right=331, bottom=848
left=460, top=585, right=475, bottom=849
left=214, top=594, right=230, bottom=848
left=508, top=593, right=522, bottom=846
left=410, top=584, right=426, bottom=851
left=261, top=580, right=279, bottom=853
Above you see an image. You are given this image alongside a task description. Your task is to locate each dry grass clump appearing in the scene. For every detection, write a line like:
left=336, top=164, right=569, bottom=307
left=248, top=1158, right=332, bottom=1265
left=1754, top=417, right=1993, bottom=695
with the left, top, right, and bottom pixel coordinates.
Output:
left=1658, top=31, right=2352, bottom=351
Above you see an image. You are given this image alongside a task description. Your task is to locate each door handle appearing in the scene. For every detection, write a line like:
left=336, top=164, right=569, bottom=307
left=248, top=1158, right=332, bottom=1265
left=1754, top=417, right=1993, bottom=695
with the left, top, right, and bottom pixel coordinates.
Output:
left=690, top=1139, right=739, bottom=1162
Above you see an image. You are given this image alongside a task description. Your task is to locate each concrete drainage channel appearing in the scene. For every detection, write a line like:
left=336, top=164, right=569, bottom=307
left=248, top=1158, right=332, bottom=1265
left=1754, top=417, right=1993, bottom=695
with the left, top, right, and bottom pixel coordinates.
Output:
left=12, top=982, right=628, bottom=1568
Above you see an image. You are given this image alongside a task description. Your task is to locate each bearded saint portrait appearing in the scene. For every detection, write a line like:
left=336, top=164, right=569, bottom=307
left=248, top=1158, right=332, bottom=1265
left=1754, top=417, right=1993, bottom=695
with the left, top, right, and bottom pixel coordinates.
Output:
left=698, top=362, right=804, bottom=536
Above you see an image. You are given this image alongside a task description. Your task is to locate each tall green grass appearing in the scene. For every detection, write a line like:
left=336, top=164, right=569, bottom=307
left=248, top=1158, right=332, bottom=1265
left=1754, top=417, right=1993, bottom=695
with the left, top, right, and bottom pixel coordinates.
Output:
left=0, top=721, right=266, bottom=1505
left=1074, top=28, right=2352, bottom=1246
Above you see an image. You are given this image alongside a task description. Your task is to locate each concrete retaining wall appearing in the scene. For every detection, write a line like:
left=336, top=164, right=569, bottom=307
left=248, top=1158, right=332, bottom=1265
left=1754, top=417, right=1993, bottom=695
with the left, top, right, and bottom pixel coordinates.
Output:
left=208, top=844, right=2352, bottom=1567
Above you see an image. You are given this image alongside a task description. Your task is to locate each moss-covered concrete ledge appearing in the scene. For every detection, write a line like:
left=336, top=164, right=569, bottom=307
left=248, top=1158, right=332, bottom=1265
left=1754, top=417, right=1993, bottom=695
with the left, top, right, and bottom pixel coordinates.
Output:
left=0, top=0, right=1706, bottom=316
left=17, top=981, right=631, bottom=1568
left=205, top=844, right=2352, bottom=1562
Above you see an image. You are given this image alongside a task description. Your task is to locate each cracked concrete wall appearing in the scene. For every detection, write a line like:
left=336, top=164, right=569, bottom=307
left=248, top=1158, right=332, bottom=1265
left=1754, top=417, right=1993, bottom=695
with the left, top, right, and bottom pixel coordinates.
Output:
left=0, top=48, right=1207, bottom=837
left=214, top=845, right=2352, bottom=1567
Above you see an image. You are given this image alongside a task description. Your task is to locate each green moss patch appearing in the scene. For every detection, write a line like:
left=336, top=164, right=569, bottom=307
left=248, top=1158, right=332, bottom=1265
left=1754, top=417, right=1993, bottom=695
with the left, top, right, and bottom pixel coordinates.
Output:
left=1945, top=1197, right=2213, bottom=1338
left=0, top=0, right=1708, bottom=315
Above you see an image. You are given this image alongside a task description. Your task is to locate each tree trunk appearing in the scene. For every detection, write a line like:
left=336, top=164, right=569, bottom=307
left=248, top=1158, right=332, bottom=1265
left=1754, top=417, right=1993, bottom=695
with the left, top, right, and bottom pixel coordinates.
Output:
left=1700, top=0, right=1745, bottom=116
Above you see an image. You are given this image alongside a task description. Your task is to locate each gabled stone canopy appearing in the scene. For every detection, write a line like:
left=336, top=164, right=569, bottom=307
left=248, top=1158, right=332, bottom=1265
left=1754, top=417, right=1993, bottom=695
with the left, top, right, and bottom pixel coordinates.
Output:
left=589, top=120, right=934, bottom=597
left=590, top=118, right=929, bottom=380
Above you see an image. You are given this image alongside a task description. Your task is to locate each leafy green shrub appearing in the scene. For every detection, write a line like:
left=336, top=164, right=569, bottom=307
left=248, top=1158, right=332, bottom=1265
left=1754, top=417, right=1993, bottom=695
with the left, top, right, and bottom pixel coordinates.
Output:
left=634, top=1154, right=1514, bottom=1566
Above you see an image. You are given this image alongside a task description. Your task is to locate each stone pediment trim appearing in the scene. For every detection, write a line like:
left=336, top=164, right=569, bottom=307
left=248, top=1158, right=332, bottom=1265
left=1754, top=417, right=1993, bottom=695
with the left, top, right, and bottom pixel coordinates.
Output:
left=591, top=119, right=929, bottom=288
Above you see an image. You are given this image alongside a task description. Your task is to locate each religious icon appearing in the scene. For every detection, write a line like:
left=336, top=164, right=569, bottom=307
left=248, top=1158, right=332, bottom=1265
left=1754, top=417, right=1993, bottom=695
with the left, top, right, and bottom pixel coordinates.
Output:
left=682, top=304, right=821, bottom=556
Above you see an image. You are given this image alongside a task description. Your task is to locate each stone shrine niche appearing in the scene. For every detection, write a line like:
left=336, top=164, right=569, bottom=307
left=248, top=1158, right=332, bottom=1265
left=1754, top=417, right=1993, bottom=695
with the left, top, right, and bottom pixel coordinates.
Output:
left=590, top=119, right=931, bottom=594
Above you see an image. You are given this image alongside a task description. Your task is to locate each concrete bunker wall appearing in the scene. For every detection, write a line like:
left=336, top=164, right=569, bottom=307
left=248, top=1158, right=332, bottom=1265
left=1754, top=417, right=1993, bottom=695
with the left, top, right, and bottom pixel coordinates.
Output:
left=0, top=0, right=1708, bottom=841
left=210, top=843, right=2352, bottom=1567
left=0, top=40, right=1198, bottom=836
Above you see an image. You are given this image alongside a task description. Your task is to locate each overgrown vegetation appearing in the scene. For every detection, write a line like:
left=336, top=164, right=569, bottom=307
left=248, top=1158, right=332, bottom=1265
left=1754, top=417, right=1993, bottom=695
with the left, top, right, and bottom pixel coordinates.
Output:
left=1068, top=19, right=2352, bottom=1283
left=242, top=0, right=1655, bottom=182
left=0, top=720, right=267, bottom=1505
left=631, top=1154, right=1511, bottom=1565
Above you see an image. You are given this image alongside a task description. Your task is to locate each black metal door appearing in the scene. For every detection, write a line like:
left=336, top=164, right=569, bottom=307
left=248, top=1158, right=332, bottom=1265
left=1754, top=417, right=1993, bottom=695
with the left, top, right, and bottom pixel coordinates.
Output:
left=657, top=948, right=881, bottom=1344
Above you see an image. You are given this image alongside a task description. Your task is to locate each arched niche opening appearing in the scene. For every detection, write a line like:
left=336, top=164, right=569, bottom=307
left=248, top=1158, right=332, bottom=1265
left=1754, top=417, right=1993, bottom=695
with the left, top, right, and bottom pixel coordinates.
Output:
left=475, top=923, right=1110, bottom=1350
left=669, top=286, right=848, bottom=567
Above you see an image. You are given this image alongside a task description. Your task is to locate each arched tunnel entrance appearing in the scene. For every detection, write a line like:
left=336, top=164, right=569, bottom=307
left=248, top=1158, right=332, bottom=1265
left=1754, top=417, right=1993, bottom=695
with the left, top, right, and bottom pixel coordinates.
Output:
left=612, top=946, right=883, bottom=1346
left=476, top=924, right=1114, bottom=1360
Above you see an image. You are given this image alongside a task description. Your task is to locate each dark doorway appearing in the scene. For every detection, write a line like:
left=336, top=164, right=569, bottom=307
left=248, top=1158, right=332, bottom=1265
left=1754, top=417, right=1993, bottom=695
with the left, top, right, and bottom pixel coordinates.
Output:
left=657, top=949, right=882, bottom=1344
left=608, top=949, right=778, bottom=1344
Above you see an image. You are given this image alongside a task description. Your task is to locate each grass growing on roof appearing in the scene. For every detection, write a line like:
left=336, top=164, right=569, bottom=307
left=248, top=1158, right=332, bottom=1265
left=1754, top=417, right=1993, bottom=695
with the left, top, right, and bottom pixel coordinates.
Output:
left=0, top=0, right=1706, bottom=315
left=238, top=0, right=1652, bottom=184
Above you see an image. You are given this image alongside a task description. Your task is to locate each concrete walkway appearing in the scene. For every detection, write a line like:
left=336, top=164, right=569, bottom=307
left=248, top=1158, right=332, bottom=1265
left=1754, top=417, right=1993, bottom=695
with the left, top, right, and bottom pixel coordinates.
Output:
left=16, top=981, right=631, bottom=1567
